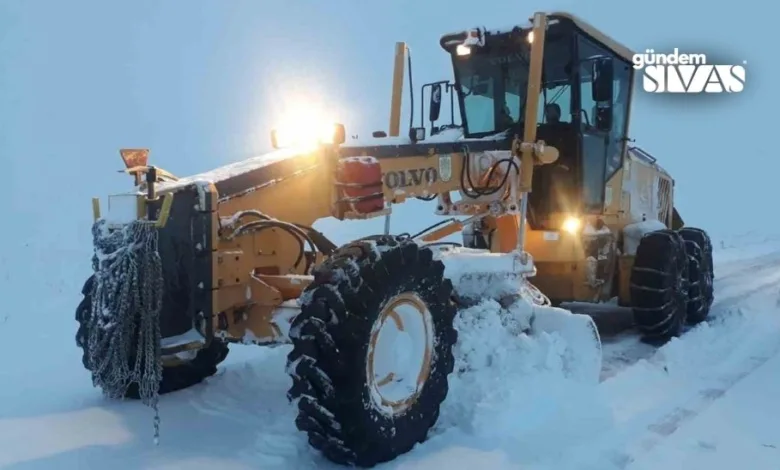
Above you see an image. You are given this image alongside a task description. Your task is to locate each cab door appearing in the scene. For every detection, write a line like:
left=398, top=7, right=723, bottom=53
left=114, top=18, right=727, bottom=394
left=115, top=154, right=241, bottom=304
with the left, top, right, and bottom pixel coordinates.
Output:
left=577, top=38, right=615, bottom=214
left=576, top=37, right=618, bottom=301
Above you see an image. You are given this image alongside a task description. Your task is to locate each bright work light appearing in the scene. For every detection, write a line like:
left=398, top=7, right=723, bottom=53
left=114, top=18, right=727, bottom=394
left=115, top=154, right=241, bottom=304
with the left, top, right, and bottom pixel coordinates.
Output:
left=270, top=107, right=346, bottom=149
left=561, top=216, right=581, bottom=234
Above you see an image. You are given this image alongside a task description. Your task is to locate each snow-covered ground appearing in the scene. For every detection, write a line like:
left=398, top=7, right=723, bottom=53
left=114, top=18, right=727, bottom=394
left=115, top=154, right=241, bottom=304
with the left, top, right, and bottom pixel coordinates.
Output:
left=1, top=231, right=780, bottom=470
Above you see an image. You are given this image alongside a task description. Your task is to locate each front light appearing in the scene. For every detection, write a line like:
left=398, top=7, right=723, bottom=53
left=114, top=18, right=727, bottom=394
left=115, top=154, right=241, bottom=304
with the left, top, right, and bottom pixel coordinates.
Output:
left=456, top=44, right=471, bottom=56
left=561, top=216, right=581, bottom=234
left=270, top=122, right=346, bottom=149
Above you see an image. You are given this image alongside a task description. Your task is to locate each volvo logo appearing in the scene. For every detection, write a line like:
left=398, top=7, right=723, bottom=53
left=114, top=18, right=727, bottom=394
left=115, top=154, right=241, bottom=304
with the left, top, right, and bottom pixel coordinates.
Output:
left=383, top=167, right=438, bottom=189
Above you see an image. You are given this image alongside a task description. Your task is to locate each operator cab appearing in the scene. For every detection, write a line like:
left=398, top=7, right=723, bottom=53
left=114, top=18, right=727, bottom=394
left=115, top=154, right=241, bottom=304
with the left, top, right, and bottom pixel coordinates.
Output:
left=438, top=13, right=634, bottom=230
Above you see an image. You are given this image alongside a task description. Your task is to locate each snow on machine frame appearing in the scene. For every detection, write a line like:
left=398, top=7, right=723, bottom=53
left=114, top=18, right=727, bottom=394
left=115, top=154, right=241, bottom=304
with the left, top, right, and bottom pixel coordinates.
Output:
left=77, top=10, right=711, bottom=468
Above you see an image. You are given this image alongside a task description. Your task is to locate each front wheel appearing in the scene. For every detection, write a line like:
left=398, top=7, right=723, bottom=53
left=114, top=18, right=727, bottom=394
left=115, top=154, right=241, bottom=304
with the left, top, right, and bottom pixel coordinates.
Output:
left=286, top=237, right=458, bottom=467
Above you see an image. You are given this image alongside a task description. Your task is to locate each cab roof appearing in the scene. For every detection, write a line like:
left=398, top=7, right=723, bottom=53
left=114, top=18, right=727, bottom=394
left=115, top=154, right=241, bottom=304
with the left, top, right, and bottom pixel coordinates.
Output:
left=551, top=12, right=634, bottom=62
left=440, top=11, right=635, bottom=63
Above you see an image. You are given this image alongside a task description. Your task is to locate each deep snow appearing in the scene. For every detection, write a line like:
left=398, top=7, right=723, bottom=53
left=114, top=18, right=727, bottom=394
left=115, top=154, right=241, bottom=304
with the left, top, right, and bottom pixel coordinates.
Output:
left=1, top=231, right=780, bottom=469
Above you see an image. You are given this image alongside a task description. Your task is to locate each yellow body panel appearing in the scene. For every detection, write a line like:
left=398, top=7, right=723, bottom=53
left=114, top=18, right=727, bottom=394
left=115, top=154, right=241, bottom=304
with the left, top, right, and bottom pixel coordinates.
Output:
left=519, top=146, right=676, bottom=304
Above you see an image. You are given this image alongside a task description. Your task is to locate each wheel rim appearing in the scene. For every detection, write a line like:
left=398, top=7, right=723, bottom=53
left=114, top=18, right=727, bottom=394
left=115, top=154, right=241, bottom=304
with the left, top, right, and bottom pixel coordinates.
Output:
left=366, top=292, right=434, bottom=416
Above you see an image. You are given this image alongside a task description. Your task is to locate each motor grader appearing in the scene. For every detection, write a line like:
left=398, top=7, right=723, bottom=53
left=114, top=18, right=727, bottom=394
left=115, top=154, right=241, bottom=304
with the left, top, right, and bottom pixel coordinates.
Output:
left=77, top=10, right=714, bottom=468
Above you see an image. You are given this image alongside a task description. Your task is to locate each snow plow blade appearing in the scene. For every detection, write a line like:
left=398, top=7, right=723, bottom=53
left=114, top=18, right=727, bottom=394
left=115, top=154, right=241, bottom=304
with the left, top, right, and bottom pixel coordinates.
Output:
left=433, top=246, right=603, bottom=384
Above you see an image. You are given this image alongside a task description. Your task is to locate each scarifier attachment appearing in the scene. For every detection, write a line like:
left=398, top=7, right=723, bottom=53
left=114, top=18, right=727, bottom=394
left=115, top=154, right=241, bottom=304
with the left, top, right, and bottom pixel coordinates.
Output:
left=432, top=245, right=602, bottom=384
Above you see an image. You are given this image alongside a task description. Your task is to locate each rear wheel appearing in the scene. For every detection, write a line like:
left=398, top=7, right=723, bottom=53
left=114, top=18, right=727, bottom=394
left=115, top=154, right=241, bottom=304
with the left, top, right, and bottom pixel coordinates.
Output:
left=75, top=276, right=229, bottom=398
left=286, top=236, right=457, bottom=467
left=679, top=227, right=714, bottom=324
left=630, top=229, right=689, bottom=341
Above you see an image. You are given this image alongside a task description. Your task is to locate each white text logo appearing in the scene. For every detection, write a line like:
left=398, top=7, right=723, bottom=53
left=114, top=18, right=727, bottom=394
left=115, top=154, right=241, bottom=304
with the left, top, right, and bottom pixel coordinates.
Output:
left=632, top=49, right=746, bottom=93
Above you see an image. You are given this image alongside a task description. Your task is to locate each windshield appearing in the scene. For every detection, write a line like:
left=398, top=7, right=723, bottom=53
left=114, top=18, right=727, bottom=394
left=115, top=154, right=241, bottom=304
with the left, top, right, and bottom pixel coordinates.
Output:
left=452, top=29, right=574, bottom=138
left=454, top=49, right=530, bottom=137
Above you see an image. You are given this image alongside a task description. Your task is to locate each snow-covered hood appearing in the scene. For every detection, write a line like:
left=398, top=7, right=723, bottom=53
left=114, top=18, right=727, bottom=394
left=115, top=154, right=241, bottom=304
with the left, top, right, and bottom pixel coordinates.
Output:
left=156, top=128, right=514, bottom=199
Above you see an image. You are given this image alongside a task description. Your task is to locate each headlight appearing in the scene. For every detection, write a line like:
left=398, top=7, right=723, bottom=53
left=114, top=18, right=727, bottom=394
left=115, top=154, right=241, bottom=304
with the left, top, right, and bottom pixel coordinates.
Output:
left=270, top=121, right=346, bottom=149
left=455, top=28, right=484, bottom=57
left=561, top=216, right=581, bottom=234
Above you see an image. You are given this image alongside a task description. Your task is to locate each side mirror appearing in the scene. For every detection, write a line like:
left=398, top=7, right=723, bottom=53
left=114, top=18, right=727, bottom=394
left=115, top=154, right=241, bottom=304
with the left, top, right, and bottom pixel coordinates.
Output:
left=591, top=57, right=614, bottom=102
left=429, top=83, right=442, bottom=122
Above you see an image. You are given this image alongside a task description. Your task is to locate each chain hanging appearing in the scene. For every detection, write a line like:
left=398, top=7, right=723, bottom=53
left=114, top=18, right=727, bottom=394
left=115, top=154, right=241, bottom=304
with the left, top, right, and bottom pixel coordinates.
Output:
left=87, top=219, right=164, bottom=443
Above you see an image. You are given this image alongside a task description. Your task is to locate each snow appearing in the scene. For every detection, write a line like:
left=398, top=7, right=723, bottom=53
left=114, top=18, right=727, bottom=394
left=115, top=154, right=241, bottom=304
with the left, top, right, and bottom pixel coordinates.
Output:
left=584, top=222, right=612, bottom=236
left=268, top=300, right=300, bottom=343
left=160, top=328, right=205, bottom=349
left=440, top=21, right=535, bottom=45
left=564, top=276, right=780, bottom=470
left=623, top=219, right=667, bottom=255
left=530, top=306, right=603, bottom=385
left=622, top=147, right=672, bottom=224
left=102, top=193, right=142, bottom=226
left=433, top=246, right=536, bottom=300
left=437, top=298, right=606, bottom=446
left=625, top=350, right=780, bottom=469
left=151, top=126, right=509, bottom=197
left=156, top=147, right=308, bottom=193
left=341, top=127, right=508, bottom=148
left=366, top=297, right=434, bottom=416
left=4, top=232, right=780, bottom=469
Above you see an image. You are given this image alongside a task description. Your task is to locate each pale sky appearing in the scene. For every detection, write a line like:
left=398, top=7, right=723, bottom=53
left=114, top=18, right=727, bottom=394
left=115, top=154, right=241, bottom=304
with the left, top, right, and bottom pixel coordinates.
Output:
left=1, top=0, right=771, bottom=264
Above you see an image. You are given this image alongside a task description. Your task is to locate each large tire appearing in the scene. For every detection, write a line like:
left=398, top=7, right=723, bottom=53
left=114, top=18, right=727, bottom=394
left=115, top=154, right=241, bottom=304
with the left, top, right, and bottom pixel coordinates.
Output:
left=679, top=227, right=714, bottom=324
left=286, top=236, right=457, bottom=467
left=630, top=229, right=689, bottom=341
left=75, top=275, right=229, bottom=398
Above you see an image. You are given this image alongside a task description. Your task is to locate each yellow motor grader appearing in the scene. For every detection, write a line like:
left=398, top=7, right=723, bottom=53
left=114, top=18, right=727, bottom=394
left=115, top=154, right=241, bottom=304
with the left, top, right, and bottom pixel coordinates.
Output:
left=77, top=11, right=713, bottom=468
